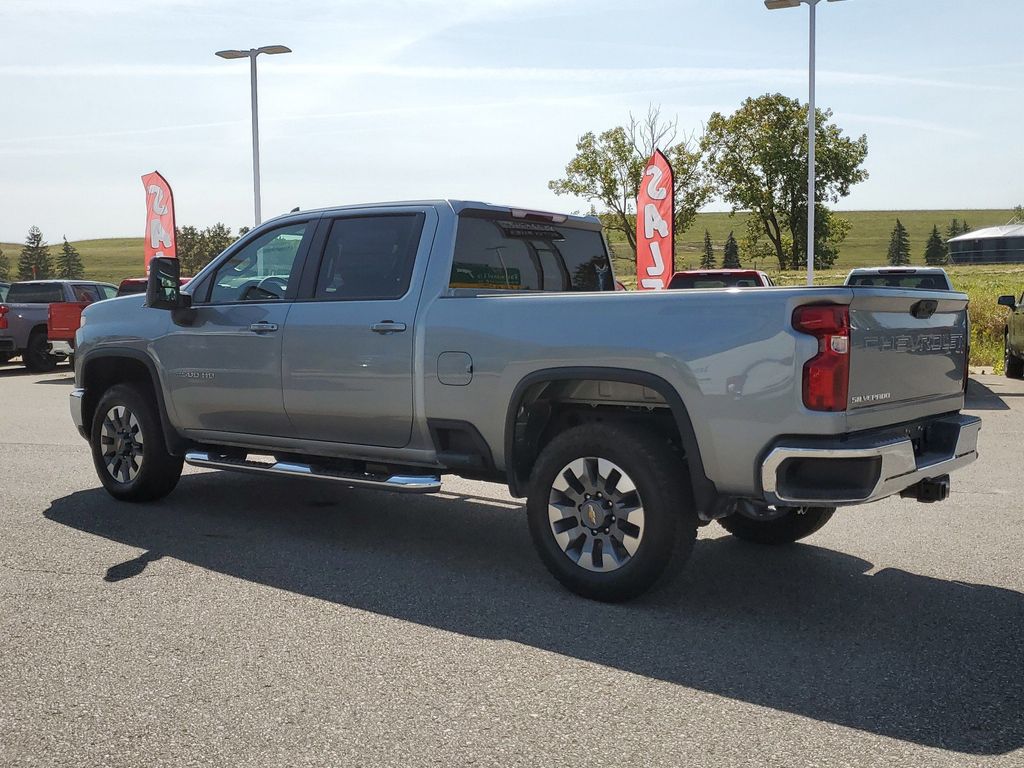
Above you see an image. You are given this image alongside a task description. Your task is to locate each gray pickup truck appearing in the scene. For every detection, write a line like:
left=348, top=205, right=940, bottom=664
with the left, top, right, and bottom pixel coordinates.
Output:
left=69, top=201, right=981, bottom=601
left=0, top=280, right=117, bottom=370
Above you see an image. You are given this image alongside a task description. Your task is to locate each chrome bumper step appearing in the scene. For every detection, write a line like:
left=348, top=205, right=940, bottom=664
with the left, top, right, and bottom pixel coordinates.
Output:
left=184, top=450, right=442, bottom=493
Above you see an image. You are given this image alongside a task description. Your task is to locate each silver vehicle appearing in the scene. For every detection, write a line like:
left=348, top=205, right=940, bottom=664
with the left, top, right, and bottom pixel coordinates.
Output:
left=844, top=267, right=953, bottom=291
left=69, top=201, right=980, bottom=601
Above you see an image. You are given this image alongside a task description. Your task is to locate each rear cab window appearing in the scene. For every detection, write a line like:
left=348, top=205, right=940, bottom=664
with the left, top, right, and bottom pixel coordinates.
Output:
left=6, top=283, right=64, bottom=303
left=450, top=212, right=614, bottom=292
left=849, top=273, right=951, bottom=290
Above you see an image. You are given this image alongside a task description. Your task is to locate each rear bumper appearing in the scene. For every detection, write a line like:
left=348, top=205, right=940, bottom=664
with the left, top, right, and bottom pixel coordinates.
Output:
left=70, top=388, right=87, bottom=439
left=0, top=337, right=15, bottom=354
left=761, top=413, right=981, bottom=506
left=49, top=341, right=73, bottom=357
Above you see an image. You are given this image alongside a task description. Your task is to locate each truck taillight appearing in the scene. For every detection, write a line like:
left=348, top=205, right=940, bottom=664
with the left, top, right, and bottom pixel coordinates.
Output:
left=793, top=304, right=850, bottom=412
left=0, top=305, right=7, bottom=331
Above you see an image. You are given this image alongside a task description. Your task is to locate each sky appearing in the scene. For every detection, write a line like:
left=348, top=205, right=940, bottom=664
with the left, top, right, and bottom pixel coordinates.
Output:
left=0, top=0, right=1021, bottom=241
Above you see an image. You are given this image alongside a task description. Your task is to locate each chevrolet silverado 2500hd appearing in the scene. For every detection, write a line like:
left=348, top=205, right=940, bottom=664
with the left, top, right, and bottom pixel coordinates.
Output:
left=69, top=201, right=981, bottom=601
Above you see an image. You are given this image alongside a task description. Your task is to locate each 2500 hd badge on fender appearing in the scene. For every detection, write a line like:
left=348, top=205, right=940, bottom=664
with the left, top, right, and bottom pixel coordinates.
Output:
left=70, top=201, right=980, bottom=601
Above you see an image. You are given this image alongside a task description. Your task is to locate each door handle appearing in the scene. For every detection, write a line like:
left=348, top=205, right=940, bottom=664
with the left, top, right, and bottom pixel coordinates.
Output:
left=371, top=321, right=407, bottom=334
left=249, top=322, right=279, bottom=333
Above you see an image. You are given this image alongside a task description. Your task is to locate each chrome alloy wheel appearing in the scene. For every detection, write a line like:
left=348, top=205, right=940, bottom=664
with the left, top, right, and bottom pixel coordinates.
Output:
left=547, top=457, right=645, bottom=572
left=100, top=405, right=145, bottom=484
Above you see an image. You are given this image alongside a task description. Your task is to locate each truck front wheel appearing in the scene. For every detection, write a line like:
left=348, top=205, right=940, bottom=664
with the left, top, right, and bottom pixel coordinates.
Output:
left=526, top=423, right=697, bottom=602
left=717, top=506, right=835, bottom=545
left=90, top=384, right=184, bottom=502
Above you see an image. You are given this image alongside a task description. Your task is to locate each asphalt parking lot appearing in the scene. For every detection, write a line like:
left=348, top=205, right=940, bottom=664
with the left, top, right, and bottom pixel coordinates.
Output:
left=1, top=362, right=1022, bottom=767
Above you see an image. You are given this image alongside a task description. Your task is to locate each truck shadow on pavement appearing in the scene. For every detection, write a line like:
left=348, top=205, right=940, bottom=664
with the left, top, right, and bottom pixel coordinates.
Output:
left=46, top=473, right=1024, bottom=756
left=966, top=378, right=1012, bottom=410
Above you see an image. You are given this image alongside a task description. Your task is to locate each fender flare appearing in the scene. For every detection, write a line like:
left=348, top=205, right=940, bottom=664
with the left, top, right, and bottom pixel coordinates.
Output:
left=79, top=347, right=188, bottom=455
left=503, top=366, right=717, bottom=513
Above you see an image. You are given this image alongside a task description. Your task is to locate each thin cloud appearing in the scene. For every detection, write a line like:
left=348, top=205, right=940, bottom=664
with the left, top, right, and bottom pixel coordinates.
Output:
left=835, top=112, right=981, bottom=140
left=0, top=62, right=1003, bottom=93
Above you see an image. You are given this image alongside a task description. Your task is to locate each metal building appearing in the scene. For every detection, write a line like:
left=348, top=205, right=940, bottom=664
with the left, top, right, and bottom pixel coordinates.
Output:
left=948, top=223, right=1024, bottom=264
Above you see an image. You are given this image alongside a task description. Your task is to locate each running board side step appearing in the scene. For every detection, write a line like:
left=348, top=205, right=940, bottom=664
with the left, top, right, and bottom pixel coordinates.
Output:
left=184, top=451, right=442, bottom=493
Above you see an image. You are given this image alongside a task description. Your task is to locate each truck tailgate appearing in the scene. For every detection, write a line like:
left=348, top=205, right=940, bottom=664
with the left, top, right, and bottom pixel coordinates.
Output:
left=48, top=302, right=88, bottom=342
left=847, top=290, right=968, bottom=417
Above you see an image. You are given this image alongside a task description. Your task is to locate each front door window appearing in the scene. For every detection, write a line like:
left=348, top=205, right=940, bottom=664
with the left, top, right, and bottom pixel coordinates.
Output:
left=206, top=223, right=308, bottom=304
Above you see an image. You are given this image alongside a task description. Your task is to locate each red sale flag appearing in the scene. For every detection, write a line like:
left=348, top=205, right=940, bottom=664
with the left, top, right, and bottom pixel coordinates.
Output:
left=635, top=150, right=674, bottom=290
left=141, top=171, right=177, bottom=273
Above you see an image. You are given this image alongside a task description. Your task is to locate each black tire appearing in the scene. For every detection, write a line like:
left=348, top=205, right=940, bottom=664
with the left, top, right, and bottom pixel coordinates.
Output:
left=90, top=383, right=184, bottom=502
left=717, top=506, right=835, bottom=545
left=526, top=423, right=697, bottom=602
left=24, top=330, right=57, bottom=373
left=1005, top=333, right=1023, bottom=379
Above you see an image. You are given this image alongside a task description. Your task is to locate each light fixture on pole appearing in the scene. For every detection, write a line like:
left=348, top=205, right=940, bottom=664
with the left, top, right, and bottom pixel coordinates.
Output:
left=215, top=45, right=291, bottom=226
left=764, top=0, right=845, bottom=286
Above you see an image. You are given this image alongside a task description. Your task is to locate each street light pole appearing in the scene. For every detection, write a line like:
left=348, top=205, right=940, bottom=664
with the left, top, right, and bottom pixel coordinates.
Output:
left=807, top=0, right=816, bottom=287
left=249, top=51, right=261, bottom=226
left=764, top=0, right=845, bottom=286
left=215, top=45, right=292, bottom=227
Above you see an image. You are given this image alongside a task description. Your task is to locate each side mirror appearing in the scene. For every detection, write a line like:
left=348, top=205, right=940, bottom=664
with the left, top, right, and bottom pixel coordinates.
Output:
left=998, top=295, right=1017, bottom=309
left=146, top=257, right=188, bottom=310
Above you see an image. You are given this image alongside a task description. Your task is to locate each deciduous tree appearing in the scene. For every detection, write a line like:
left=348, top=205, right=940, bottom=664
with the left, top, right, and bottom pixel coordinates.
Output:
left=175, top=223, right=237, bottom=276
left=702, top=93, right=868, bottom=270
left=549, top=106, right=710, bottom=256
left=0, top=246, right=9, bottom=281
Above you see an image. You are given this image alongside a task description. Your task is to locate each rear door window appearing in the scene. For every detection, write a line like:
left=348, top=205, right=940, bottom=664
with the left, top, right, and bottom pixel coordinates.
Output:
left=451, top=214, right=613, bottom=292
left=72, top=285, right=101, bottom=302
left=313, top=214, right=424, bottom=301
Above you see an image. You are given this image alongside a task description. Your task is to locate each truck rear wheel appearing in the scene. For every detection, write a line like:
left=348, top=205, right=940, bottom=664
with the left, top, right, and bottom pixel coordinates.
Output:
left=90, top=384, right=183, bottom=502
left=1005, top=333, right=1023, bottom=379
left=526, top=423, right=697, bottom=602
left=717, top=506, right=835, bottom=545
left=24, top=330, right=57, bottom=373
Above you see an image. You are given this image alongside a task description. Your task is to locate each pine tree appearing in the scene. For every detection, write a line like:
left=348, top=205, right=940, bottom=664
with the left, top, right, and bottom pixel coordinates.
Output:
left=0, top=246, right=9, bottom=281
left=946, top=218, right=971, bottom=240
left=56, top=236, right=85, bottom=279
left=923, top=225, right=947, bottom=266
left=722, top=231, right=741, bottom=268
left=700, top=230, right=716, bottom=269
left=887, top=219, right=911, bottom=266
left=18, top=226, right=52, bottom=280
